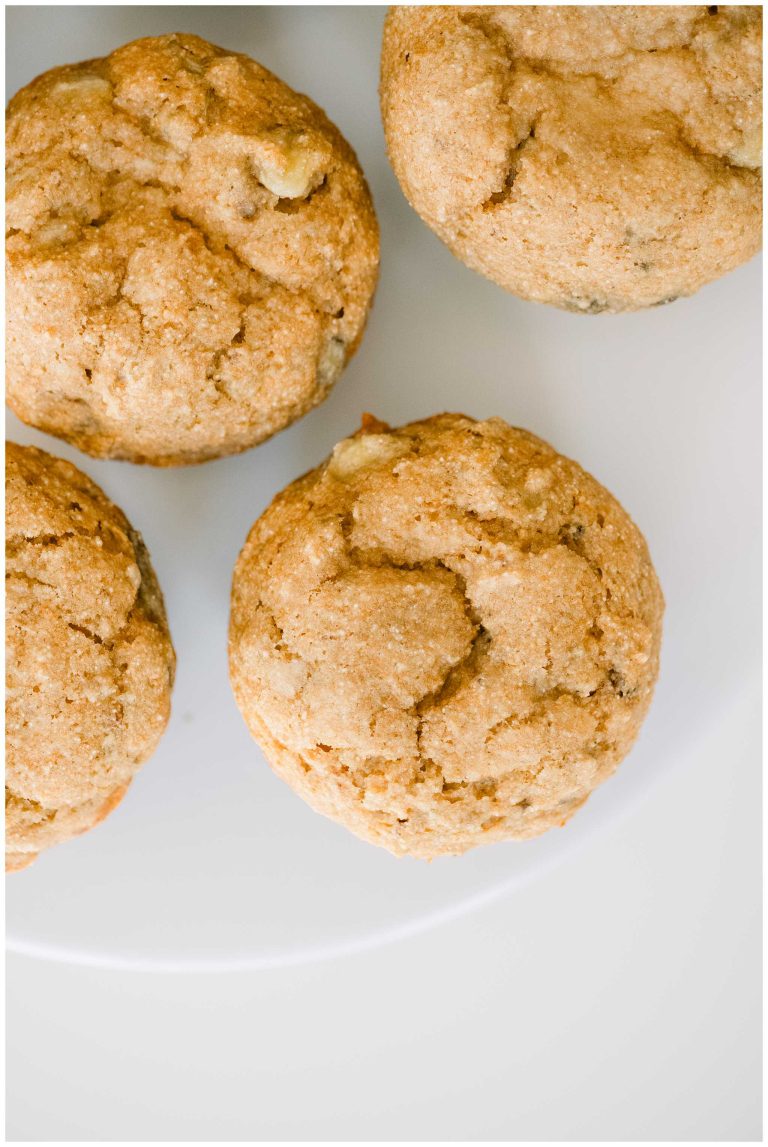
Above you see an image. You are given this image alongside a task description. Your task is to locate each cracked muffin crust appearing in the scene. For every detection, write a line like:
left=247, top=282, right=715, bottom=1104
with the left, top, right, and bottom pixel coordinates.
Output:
left=381, top=6, right=762, bottom=312
left=6, top=33, right=379, bottom=464
left=229, top=413, right=664, bottom=859
left=6, top=443, right=175, bottom=870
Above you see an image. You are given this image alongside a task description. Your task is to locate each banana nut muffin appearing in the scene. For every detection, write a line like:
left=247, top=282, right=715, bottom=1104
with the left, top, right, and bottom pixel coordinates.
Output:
left=229, top=413, right=664, bottom=859
left=6, top=33, right=379, bottom=464
left=381, top=6, right=762, bottom=312
left=6, top=442, right=175, bottom=870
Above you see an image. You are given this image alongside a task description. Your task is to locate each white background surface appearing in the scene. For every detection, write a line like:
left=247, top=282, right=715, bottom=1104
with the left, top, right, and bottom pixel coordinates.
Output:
left=5, top=6, right=762, bottom=1141
left=7, top=688, right=762, bottom=1141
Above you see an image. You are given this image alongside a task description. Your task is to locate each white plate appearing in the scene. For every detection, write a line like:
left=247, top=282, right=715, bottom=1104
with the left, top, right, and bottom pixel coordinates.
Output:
left=6, top=6, right=762, bottom=971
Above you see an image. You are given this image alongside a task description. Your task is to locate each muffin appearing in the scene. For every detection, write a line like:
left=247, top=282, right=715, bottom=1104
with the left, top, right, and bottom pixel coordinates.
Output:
left=6, top=442, right=175, bottom=870
left=229, top=413, right=664, bottom=859
left=381, top=6, right=762, bottom=312
left=6, top=33, right=379, bottom=464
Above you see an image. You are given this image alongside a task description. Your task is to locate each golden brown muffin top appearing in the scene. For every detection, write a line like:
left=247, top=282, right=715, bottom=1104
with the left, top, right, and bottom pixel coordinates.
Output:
left=6, top=442, right=175, bottom=868
left=6, top=34, right=379, bottom=463
left=381, top=6, right=762, bottom=311
left=230, top=414, right=664, bottom=858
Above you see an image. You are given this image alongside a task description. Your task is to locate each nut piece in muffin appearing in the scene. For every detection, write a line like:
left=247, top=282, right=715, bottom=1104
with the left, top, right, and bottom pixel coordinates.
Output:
left=7, top=33, right=379, bottom=464
left=381, top=6, right=762, bottom=312
left=229, top=413, right=663, bottom=859
left=6, top=442, right=175, bottom=870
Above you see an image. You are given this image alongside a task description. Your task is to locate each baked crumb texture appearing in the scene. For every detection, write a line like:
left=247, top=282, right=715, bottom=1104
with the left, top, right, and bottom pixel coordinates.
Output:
left=381, top=5, right=762, bottom=312
left=6, top=33, right=379, bottom=464
left=6, top=442, right=175, bottom=870
left=229, top=414, right=664, bottom=859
